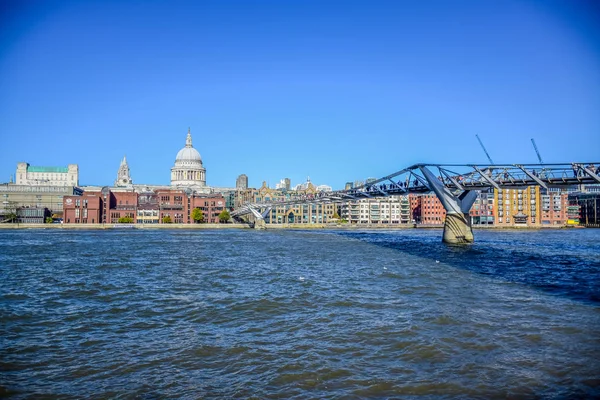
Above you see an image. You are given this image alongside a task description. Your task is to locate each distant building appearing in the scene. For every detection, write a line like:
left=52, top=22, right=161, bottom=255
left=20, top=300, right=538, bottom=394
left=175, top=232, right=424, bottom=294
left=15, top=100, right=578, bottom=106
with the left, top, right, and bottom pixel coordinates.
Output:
left=136, top=190, right=160, bottom=224
left=570, top=192, right=600, bottom=227
left=170, top=128, right=206, bottom=188
left=114, top=156, right=133, bottom=187
left=241, top=181, right=337, bottom=224
left=291, top=177, right=332, bottom=192
left=540, top=189, right=569, bottom=226
left=495, top=187, right=540, bottom=226
left=236, top=174, right=249, bottom=189
left=1, top=183, right=82, bottom=218
left=16, top=207, right=51, bottom=223
left=16, top=162, right=78, bottom=186
left=340, top=195, right=411, bottom=224
left=63, top=187, right=226, bottom=224
left=415, top=193, right=446, bottom=225
left=469, top=189, right=495, bottom=225
left=275, top=178, right=291, bottom=191
left=293, top=177, right=313, bottom=191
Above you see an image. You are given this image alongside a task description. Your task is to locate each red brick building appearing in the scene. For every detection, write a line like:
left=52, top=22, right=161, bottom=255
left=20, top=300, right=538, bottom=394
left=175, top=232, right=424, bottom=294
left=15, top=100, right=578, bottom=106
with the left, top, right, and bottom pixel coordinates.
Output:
left=63, top=192, right=103, bottom=224
left=63, top=188, right=226, bottom=224
left=540, top=191, right=569, bottom=226
left=190, top=195, right=226, bottom=224
left=409, top=193, right=445, bottom=225
left=107, top=191, right=138, bottom=223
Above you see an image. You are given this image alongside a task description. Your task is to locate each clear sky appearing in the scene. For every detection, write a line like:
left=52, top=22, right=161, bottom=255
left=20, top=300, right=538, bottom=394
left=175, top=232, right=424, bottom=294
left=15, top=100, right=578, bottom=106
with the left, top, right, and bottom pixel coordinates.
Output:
left=1, top=0, right=599, bottom=189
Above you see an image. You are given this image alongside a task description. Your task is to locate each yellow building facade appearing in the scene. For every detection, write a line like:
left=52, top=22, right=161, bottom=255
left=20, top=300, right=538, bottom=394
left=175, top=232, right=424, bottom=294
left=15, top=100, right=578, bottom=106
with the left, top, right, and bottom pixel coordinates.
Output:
left=236, top=182, right=338, bottom=224
left=494, top=186, right=541, bottom=226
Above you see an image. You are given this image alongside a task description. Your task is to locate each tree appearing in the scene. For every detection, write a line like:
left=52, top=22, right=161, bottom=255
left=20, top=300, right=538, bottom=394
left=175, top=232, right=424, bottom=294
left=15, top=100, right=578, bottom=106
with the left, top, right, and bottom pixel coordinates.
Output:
left=218, top=209, right=230, bottom=223
left=2, top=201, right=18, bottom=223
left=45, top=217, right=54, bottom=224
left=118, top=216, right=134, bottom=223
left=332, top=211, right=340, bottom=220
left=162, top=215, right=172, bottom=224
left=191, top=207, right=204, bottom=223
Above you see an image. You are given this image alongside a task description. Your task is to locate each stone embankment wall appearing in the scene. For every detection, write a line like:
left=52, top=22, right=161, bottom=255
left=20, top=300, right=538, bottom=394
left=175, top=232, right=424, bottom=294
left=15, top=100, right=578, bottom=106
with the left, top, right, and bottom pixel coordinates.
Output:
left=0, top=223, right=574, bottom=230
left=0, top=223, right=251, bottom=230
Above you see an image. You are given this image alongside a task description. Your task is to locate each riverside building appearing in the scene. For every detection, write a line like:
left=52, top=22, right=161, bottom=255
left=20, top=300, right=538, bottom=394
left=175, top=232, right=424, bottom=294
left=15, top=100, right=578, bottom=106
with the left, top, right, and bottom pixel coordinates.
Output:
left=63, top=188, right=226, bottom=224
left=60, top=127, right=230, bottom=224
left=237, top=180, right=338, bottom=224
left=495, top=187, right=540, bottom=226
left=1, top=183, right=82, bottom=221
left=340, top=195, right=411, bottom=224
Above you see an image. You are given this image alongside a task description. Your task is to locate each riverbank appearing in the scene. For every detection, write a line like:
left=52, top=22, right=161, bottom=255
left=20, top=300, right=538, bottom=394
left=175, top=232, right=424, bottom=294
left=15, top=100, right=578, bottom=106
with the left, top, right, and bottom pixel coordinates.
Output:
left=0, top=223, right=582, bottom=230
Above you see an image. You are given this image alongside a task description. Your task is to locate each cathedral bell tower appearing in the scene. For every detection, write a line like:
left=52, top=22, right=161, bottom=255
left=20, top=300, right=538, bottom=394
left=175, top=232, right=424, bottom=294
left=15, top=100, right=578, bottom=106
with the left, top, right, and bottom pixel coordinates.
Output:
left=115, top=155, right=133, bottom=187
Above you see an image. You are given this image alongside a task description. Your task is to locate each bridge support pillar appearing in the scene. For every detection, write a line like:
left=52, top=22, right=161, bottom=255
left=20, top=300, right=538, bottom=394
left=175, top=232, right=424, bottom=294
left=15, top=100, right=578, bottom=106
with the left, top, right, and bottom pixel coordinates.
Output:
left=419, top=166, right=478, bottom=244
left=442, top=212, right=474, bottom=244
left=247, top=206, right=270, bottom=230
left=254, top=218, right=266, bottom=230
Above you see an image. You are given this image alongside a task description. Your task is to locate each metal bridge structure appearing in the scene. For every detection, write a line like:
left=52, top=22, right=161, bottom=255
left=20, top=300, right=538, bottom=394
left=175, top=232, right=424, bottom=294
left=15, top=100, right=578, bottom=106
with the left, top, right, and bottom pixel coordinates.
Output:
left=231, top=162, right=600, bottom=243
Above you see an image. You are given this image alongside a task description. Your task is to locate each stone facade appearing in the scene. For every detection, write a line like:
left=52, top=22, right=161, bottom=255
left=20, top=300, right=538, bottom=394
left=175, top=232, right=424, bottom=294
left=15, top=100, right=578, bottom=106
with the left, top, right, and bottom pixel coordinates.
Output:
left=170, top=128, right=206, bottom=188
left=114, top=156, right=133, bottom=187
left=16, top=163, right=78, bottom=186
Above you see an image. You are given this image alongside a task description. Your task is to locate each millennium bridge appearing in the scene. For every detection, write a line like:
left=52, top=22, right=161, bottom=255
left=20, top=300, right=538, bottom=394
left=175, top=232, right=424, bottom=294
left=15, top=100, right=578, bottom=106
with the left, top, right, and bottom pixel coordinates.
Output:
left=231, top=162, right=600, bottom=244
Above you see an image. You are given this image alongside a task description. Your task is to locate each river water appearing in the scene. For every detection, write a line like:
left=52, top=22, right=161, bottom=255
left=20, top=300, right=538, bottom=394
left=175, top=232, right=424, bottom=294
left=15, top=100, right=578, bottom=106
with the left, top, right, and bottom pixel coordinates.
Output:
left=1, top=228, right=599, bottom=399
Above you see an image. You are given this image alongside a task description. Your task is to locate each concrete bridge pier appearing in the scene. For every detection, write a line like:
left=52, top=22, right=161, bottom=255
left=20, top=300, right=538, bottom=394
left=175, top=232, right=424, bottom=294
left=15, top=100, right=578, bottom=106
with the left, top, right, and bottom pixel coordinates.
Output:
left=418, top=166, right=478, bottom=244
left=248, top=206, right=271, bottom=230
left=253, top=219, right=267, bottom=230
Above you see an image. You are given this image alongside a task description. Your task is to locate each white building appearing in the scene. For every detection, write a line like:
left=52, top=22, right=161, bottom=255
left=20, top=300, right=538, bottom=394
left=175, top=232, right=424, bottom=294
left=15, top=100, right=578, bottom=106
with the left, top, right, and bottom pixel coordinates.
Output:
left=114, top=156, right=133, bottom=187
left=170, top=128, right=207, bottom=188
left=275, top=178, right=290, bottom=190
left=292, top=177, right=332, bottom=192
left=341, top=195, right=411, bottom=224
left=16, top=163, right=78, bottom=186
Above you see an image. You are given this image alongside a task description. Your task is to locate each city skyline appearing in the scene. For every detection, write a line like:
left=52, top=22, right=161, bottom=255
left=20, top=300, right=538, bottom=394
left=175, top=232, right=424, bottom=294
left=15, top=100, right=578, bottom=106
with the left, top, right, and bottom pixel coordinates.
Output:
left=1, top=0, right=599, bottom=189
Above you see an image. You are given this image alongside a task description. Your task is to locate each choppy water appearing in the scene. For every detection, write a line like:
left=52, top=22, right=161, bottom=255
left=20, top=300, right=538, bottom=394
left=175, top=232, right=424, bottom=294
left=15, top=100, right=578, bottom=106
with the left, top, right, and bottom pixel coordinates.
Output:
left=1, top=228, right=599, bottom=399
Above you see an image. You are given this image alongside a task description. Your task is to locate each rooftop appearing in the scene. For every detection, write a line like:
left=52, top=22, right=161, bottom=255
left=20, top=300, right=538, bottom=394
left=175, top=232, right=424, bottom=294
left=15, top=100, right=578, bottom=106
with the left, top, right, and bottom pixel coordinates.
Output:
left=27, top=166, right=69, bottom=173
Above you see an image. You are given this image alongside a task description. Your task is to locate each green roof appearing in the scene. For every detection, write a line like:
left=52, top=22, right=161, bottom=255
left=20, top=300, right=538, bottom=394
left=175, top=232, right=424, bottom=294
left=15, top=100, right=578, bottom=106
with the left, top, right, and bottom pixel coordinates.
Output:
left=27, top=166, right=69, bottom=173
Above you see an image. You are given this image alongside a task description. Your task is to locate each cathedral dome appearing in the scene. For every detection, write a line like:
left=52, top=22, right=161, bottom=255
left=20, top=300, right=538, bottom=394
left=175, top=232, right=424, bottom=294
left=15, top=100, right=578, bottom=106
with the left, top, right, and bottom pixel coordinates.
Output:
left=174, top=128, right=203, bottom=166
left=175, top=146, right=202, bottom=163
left=171, top=127, right=206, bottom=188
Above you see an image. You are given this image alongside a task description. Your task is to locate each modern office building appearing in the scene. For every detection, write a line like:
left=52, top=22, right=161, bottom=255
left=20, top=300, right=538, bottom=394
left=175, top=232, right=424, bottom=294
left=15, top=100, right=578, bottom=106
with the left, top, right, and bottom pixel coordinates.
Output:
left=569, top=192, right=600, bottom=227
left=1, top=183, right=83, bottom=217
left=236, top=174, right=249, bottom=189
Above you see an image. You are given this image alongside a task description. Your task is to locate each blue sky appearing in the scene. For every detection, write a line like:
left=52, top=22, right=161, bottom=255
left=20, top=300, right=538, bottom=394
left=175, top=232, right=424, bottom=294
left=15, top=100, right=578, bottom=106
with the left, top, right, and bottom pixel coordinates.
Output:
left=1, top=0, right=599, bottom=189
